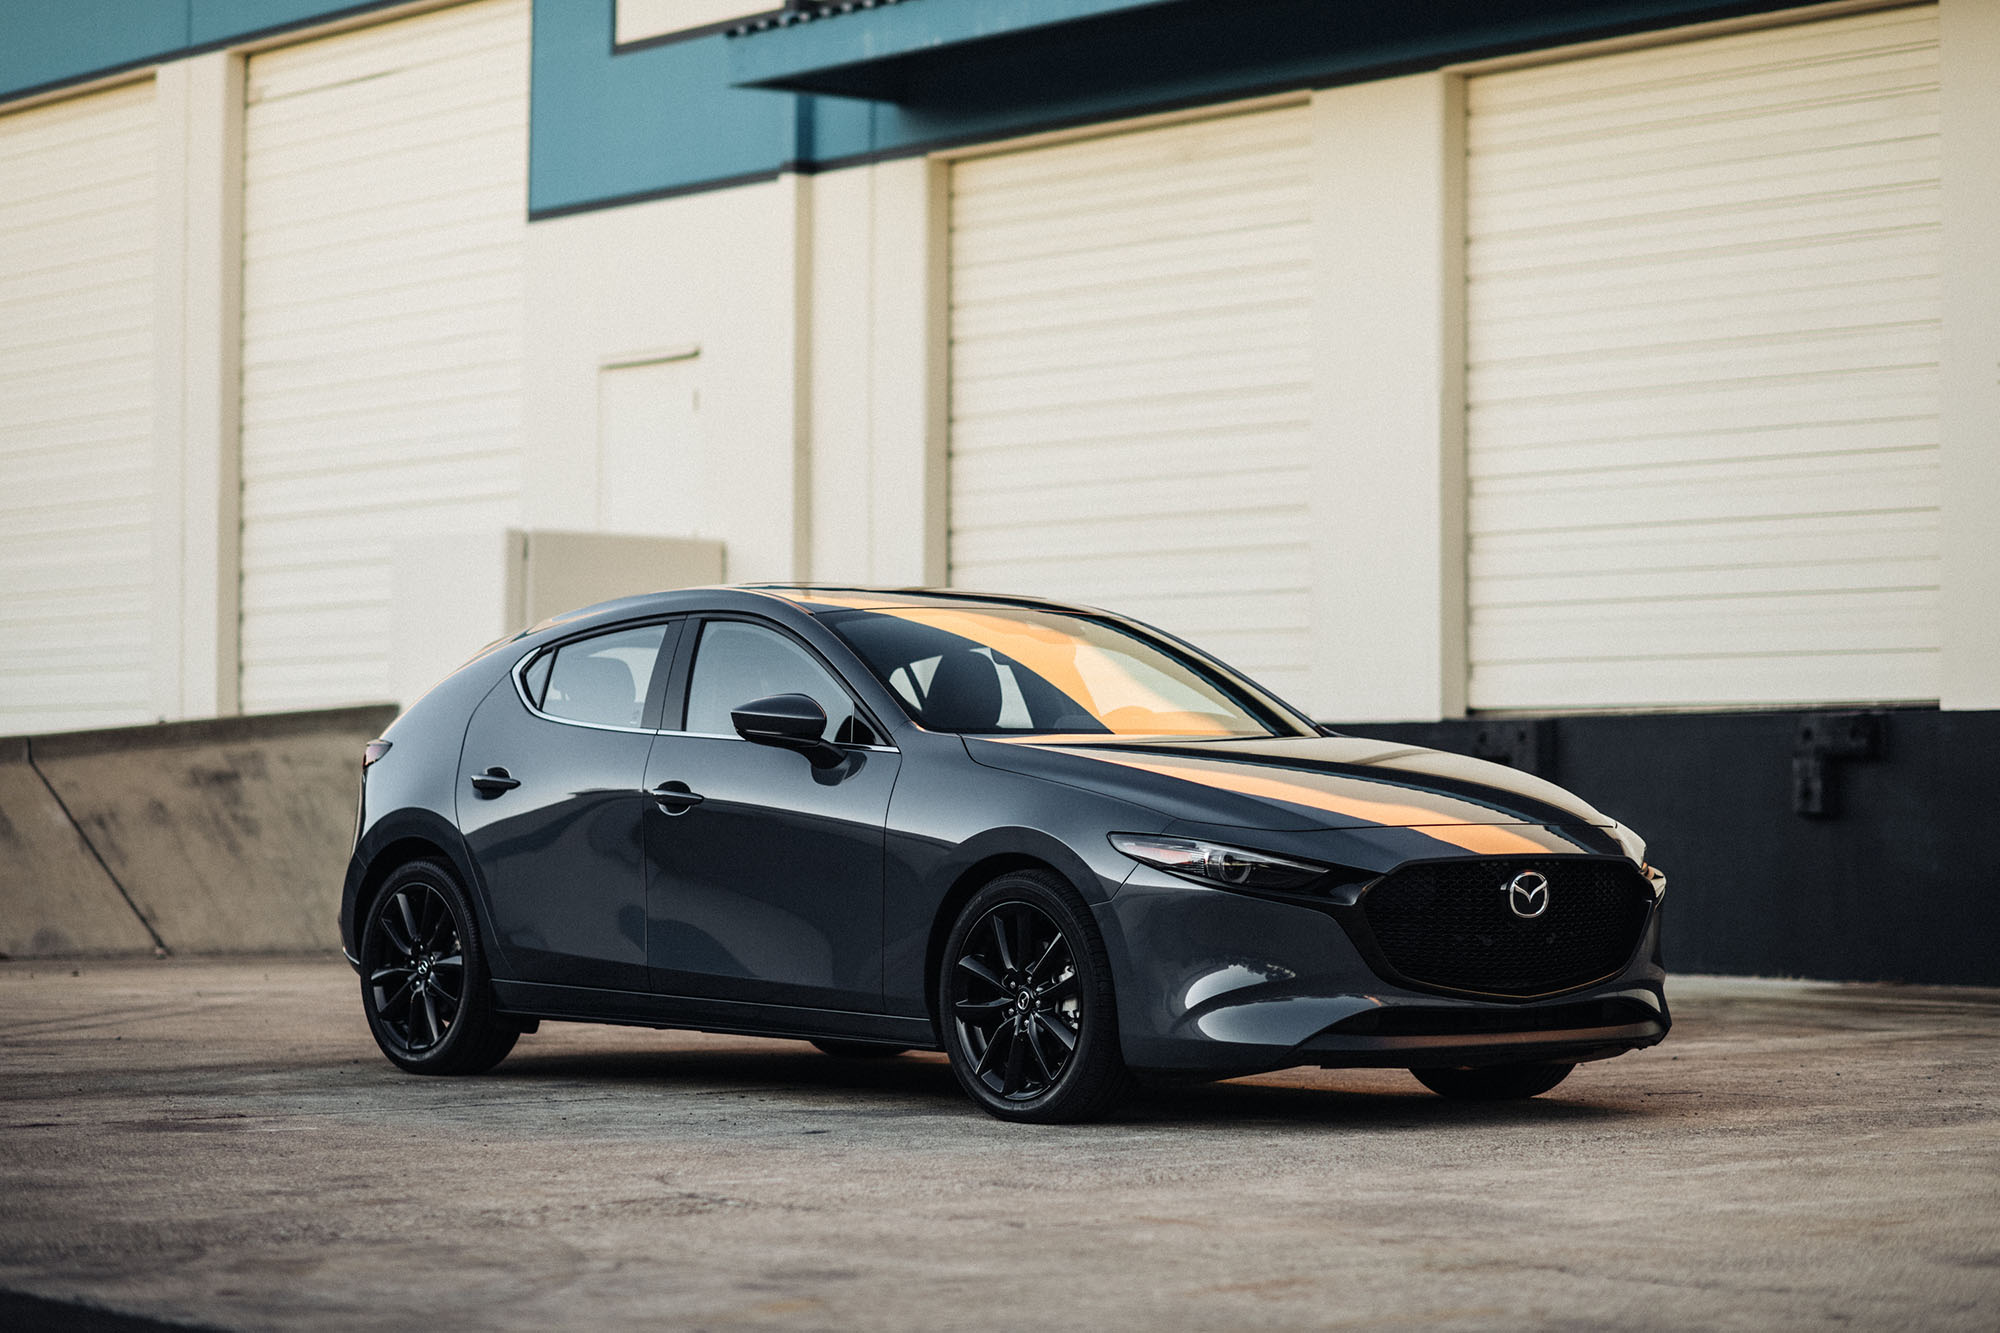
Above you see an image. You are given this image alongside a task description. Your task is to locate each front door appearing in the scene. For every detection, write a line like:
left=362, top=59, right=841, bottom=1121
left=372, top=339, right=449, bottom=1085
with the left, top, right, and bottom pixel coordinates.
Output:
left=645, top=618, right=899, bottom=1012
left=458, top=620, right=676, bottom=992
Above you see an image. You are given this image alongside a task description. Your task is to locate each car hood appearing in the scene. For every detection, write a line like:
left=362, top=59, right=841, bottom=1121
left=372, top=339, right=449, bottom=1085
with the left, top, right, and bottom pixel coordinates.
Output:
left=963, top=733, right=1618, bottom=836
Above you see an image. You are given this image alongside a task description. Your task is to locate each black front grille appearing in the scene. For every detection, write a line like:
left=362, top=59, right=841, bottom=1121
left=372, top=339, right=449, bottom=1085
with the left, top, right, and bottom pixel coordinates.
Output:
left=1357, top=857, right=1651, bottom=997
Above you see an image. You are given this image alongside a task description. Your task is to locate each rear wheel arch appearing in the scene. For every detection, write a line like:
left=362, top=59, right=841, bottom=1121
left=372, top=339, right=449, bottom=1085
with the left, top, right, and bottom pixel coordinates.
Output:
left=355, top=835, right=462, bottom=928
left=358, top=855, right=518, bottom=1075
left=350, top=826, right=501, bottom=970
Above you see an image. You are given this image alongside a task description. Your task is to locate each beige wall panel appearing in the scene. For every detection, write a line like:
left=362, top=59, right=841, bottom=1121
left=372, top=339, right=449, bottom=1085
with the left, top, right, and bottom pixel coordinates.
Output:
left=521, top=179, right=809, bottom=583
left=1465, top=5, right=1943, bottom=711
left=947, top=106, right=1315, bottom=700
left=0, top=81, right=158, bottom=734
left=238, top=0, right=529, bottom=713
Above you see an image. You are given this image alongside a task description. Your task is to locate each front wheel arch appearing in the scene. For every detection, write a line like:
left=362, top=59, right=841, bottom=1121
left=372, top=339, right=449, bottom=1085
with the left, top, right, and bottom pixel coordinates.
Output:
left=922, top=852, right=1063, bottom=1044
left=937, top=867, right=1130, bottom=1122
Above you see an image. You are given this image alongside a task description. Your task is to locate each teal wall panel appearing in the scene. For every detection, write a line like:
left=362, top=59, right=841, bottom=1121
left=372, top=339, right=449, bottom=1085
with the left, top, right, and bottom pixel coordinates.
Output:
left=528, top=1, right=799, bottom=216
left=0, top=0, right=188, bottom=101
left=0, top=0, right=411, bottom=102
left=4, top=0, right=1829, bottom=217
left=189, top=0, right=401, bottom=45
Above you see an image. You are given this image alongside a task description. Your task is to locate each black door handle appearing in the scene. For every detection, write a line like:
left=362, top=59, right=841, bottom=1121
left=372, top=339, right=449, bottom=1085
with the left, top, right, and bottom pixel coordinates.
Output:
left=649, top=781, right=704, bottom=815
left=468, top=767, right=521, bottom=796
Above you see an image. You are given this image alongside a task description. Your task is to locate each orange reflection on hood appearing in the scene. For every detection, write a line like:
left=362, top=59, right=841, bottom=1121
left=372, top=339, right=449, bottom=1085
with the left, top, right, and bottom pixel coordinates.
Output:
left=1078, top=752, right=1560, bottom=854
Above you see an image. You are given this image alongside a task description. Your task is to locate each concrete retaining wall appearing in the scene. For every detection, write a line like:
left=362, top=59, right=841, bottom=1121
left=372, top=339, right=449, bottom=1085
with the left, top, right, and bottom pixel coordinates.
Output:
left=0, top=706, right=398, bottom=958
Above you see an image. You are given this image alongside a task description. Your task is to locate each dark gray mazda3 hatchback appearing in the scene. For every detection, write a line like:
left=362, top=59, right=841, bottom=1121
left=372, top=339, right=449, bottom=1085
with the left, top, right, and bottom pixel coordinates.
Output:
left=343, top=585, right=1669, bottom=1122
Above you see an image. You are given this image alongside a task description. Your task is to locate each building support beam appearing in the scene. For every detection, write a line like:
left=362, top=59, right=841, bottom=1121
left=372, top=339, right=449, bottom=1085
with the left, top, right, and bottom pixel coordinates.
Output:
left=1308, top=72, right=1467, bottom=722
left=806, top=156, right=947, bottom=588
left=869, top=157, right=949, bottom=588
left=1938, top=0, right=2000, bottom=712
left=150, top=52, right=242, bottom=721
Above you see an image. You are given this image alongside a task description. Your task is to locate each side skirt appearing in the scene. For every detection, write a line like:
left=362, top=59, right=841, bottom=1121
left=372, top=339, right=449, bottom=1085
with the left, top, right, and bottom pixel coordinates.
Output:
left=491, top=980, right=939, bottom=1049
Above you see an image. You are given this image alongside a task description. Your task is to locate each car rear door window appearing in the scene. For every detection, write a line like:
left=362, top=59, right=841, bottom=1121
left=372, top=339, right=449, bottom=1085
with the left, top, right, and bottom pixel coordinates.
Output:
left=538, top=623, right=669, bottom=728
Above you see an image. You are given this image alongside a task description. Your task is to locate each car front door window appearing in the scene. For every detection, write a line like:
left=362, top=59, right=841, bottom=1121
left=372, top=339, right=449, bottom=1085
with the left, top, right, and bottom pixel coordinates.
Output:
left=683, top=620, right=863, bottom=741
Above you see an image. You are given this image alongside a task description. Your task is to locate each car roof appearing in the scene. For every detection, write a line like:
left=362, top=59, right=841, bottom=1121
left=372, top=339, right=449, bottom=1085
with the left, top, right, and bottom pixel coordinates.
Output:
left=738, top=585, right=1097, bottom=616
left=515, top=584, right=1098, bottom=642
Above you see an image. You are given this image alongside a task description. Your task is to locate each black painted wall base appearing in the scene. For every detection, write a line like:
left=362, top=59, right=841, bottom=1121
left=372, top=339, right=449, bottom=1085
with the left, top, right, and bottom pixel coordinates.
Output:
left=1330, top=708, right=2000, bottom=987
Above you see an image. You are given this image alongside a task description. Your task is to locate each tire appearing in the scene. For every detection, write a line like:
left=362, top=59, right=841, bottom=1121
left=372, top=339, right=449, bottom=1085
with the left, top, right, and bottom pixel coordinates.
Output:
left=359, top=858, right=518, bottom=1076
left=1412, top=1062, right=1574, bottom=1101
left=810, top=1040, right=910, bottom=1059
left=938, top=869, right=1129, bottom=1124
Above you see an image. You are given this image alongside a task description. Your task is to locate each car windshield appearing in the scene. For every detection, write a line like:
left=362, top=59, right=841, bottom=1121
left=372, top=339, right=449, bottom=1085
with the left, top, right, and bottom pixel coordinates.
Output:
left=822, top=604, right=1311, bottom=738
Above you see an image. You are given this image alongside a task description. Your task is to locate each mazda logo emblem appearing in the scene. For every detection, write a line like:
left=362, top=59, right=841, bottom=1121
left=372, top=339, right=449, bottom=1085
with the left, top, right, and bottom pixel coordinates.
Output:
left=1506, top=870, right=1551, bottom=919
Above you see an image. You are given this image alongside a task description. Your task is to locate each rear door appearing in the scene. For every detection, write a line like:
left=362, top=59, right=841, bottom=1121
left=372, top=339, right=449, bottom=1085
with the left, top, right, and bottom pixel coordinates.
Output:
left=644, top=617, right=900, bottom=1012
left=458, top=620, right=679, bottom=991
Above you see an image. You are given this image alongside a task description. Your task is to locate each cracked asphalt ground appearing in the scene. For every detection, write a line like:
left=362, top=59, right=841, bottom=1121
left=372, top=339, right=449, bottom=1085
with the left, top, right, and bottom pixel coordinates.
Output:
left=1, top=959, right=1995, bottom=1331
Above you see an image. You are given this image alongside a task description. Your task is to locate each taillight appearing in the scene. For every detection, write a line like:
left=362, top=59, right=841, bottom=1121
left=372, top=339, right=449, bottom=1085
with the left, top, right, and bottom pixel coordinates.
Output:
left=362, top=739, right=392, bottom=769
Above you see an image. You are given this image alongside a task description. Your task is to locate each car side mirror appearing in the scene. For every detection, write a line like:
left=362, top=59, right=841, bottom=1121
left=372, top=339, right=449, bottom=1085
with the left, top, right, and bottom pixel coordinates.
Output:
left=730, top=693, right=846, bottom=769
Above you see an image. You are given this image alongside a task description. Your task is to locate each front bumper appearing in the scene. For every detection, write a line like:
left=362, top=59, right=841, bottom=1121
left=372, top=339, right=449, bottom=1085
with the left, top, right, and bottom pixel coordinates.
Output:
left=1093, top=869, right=1669, bottom=1077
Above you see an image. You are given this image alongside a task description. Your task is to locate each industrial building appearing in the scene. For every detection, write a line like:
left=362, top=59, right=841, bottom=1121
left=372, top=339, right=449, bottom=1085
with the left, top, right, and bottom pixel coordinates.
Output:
left=2, top=0, right=1996, bottom=980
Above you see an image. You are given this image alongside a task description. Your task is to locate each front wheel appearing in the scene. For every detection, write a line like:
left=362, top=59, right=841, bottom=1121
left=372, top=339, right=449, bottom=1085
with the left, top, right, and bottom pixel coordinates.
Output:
left=359, top=858, right=518, bottom=1076
left=938, top=870, right=1128, bottom=1124
left=1412, top=1062, right=1574, bottom=1100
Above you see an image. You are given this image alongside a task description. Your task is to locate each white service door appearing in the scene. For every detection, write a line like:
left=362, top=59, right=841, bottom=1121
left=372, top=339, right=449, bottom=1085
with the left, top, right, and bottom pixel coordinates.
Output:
left=1465, top=6, right=1942, bottom=710
left=0, top=82, right=158, bottom=734
left=947, top=105, right=1316, bottom=700
left=239, top=0, right=529, bottom=712
left=597, top=356, right=707, bottom=538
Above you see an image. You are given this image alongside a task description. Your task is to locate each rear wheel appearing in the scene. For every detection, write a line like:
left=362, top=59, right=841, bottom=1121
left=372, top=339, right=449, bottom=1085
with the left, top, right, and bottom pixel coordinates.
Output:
left=1412, top=1062, right=1573, bottom=1100
left=810, top=1040, right=909, bottom=1059
left=359, top=858, right=517, bottom=1076
left=939, top=870, right=1128, bottom=1123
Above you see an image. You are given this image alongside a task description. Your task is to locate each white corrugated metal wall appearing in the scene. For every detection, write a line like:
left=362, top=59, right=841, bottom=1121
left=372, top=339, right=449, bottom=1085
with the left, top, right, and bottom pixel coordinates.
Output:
left=947, top=106, right=1317, bottom=701
left=238, top=0, right=528, bottom=711
left=0, top=81, right=158, bottom=734
left=1465, top=5, right=1943, bottom=711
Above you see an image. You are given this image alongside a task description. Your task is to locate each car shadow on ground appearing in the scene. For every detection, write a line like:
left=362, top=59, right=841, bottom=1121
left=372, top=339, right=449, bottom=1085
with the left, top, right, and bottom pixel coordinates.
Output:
left=476, top=1042, right=1644, bottom=1130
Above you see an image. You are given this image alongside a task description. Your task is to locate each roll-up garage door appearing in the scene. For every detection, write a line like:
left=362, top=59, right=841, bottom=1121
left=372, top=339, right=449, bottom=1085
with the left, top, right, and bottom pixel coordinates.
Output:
left=0, top=82, right=157, bottom=734
left=1465, top=6, right=1942, bottom=711
left=239, top=0, right=528, bottom=712
left=948, top=105, right=1315, bottom=701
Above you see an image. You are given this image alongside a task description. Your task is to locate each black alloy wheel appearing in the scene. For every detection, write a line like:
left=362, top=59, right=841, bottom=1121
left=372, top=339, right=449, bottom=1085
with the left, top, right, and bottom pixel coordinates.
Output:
left=371, top=880, right=461, bottom=1054
left=360, top=859, right=518, bottom=1075
left=940, top=870, right=1128, bottom=1123
left=1412, top=1061, right=1575, bottom=1100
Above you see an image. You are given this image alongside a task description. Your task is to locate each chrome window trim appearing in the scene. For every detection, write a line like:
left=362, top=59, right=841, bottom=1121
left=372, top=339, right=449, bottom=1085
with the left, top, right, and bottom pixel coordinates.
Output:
left=653, top=726, right=899, bottom=754
left=510, top=622, right=673, bottom=736
left=509, top=623, right=900, bottom=753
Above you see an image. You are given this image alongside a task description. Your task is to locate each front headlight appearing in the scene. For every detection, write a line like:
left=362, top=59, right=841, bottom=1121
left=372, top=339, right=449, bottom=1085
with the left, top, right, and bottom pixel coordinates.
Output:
left=1109, top=833, right=1327, bottom=891
left=1641, top=861, right=1667, bottom=900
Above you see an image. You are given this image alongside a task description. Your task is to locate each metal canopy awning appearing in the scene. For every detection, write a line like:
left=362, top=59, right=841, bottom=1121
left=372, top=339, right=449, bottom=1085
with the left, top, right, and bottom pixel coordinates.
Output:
left=725, top=0, right=1197, bottom=101
left=725, top=0, right=1810, bottom=107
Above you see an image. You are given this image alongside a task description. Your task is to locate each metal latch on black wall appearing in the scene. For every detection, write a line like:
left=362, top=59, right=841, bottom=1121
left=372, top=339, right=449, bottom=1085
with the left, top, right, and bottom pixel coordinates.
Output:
left=1469, top=719, right=1555, bottom=779
left=1792, top=713, right=1882, bottom=818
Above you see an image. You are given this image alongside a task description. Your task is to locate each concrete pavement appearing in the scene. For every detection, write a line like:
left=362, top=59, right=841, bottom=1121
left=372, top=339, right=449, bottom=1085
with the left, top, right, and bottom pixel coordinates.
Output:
left=1, top=958, right=1995, bottom=1330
